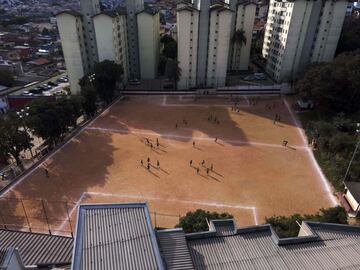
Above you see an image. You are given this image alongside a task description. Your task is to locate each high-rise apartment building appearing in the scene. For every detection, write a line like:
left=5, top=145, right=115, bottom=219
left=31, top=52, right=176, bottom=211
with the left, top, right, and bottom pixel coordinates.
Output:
left=177, top=2, right=199, bottom=90
left=56, top=10, right=87, bottom=95
left=229, top=1, right=256, bottom=71
left=177, top=0, right=255, bottom=90
left=262, top=0, right=348, bottom=82
left=125, top=0, right=144, bottom=80
left=137, top=10, right=160, bottom=79
left=58, top=0, right=162, bottom=94
left=206, top=5, right=233, bottom=87
left=93, top=10, right=129, bottom=83
left=80, top=0, right=100, bottom=67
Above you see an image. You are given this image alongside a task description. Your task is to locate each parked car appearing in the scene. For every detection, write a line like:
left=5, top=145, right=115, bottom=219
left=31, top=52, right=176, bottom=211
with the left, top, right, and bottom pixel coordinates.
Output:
left=48, top=81, right=58, bottom=86
left=243, top=75, right=255, bottom=81
left=22, top=91, right=33, bottom=96
left=254, top=73, right=267, bottom=80
left=58, top=76, right=68, bottom=83
left=30, top=88, right=42, bottom=94
left=129, top=79, right=141, bottom=85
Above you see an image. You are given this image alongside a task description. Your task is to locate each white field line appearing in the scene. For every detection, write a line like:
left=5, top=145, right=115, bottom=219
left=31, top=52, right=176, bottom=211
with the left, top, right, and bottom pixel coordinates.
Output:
left=161, top=95, right=249, bottom=108
left=54, top=192, right=87, bottom=235
left=0, top=99, right=120, bottom=197
left=86, top=126, right=309, bottom=150
left=282, top=98, right=337, bottom=206
left=55, top=191, right=259, bottom=234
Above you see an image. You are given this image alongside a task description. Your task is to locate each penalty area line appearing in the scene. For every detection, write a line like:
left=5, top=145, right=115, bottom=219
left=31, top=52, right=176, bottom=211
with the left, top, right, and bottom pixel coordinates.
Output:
left=55, top=191, right=259, bottom=234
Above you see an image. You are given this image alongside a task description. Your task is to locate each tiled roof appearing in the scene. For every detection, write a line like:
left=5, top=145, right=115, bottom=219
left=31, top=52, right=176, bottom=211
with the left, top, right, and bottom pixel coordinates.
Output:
left=0, top=229, right=73, bottom=267
left=157, top=229, right=195, bottom=270
left=72, top=203, right=164, bottom=270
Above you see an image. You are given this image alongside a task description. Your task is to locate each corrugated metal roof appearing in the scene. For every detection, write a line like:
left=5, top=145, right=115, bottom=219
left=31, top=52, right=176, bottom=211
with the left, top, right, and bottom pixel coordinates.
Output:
left=72, top=203, right=164, bottom=270
left=344, top=181, right=360, bottom=202
left=157, top=229, right=195, bottom=270
left=185, top=221, right=360, bottom=270
left=0, top=229, right=73, bottom=266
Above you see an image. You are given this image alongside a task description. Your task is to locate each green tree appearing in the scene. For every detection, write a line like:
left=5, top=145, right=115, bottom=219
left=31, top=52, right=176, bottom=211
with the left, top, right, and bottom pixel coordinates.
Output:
left=266, top=206, right=348, bottom=238
left=295, top=52, right=360, bottom=115
left=162, top=41, right=177, bottom=60
left=158, top=55, right=167, bottom=76
left=27, top=99, right=68, bottom=147
left=0, top=70, right=14, bottom=87
left=57, top=97, right=83, bottom=128
left=231, top=29, right=247, bottom=70
left=175, top=209, right=233, bottom=233
left=42, top=27, right=50, bottom=36
left=165, top=59, right=181, bottom=90
left=92, top=60, right=123, bottom=104
left=80, top=85, right=98, bottom=118
left=0, top=113, right=33, bottom=167
left=231, top=29, right=247, bottom=46
left=160, top=35, right=175, bottom=45
left=336, top=17, right=360, bottom=55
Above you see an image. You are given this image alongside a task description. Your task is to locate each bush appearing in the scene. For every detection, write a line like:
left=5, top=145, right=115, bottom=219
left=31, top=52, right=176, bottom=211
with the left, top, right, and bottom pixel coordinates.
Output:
left=266, top=206, right=348, bottom=238
left=175, top=209, right=233, bottom=233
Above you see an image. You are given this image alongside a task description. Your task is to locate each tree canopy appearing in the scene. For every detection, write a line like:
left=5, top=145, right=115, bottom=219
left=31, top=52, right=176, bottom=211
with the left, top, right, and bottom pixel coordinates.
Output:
left=231, top=29, right=247, bottom=46
left=175, top=209, right=233, bottom=233
left=92, top=60, right=123, bottom=104
left=162, top=40, right=177, bottom=60
left=27, top=97, right=83, bottom=147
left=0, top=112, right=32, bottom=166
left=0, top=70, right=14, bottom=87
left=266, top=206, right=348, bottom=238
left=295, top=51, right=360, bottom=115
left=336, top=16, right=360, bottom=56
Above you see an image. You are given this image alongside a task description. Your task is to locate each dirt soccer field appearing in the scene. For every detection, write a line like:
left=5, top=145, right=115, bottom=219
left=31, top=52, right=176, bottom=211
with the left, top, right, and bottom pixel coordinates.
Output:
left=0, top=95, right=337, bottom=235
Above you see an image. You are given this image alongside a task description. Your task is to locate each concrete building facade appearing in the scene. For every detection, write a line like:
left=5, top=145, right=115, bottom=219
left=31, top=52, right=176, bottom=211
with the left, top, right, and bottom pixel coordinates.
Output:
left=229, top=1, right=256, bottom=71
left=125, top=0, right=144, bottom=80
left=262, top=0, right=347, bottom=82
left=177, top=1, right=234, bottom=89
left=137, top=10, right=160, bottom=79
left=56, top=11, right=87, bottom=94
left=207, top=6, right=233, bottom=87
left=93, top=10, right=129, bottom=83
left=177, top=3, right=199, bottom=89
left=80, top=0, right=100, bottom=67
left=194, top=0, right=210, bottom=87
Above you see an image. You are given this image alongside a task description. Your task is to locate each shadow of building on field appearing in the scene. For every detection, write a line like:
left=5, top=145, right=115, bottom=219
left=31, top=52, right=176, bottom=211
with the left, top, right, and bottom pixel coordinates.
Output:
left=94, top=96, right=299, bottom=146
left=3, top=131, right=116, bottom=235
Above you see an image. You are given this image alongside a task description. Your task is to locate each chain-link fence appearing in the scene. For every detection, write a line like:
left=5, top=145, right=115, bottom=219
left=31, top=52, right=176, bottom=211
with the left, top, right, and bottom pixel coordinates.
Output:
left=0, top=197, right=76, bottom=237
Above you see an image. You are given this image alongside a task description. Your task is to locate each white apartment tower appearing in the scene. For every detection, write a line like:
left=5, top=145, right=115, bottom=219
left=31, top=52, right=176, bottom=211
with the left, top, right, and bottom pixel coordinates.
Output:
left=56, top=11, right=87, bottom=94
left=80, top=0, right=100, bottom=67
left=229, top=1, right=256, bottom=71
left=262, top=0, right=348, bottom=82
left=126, top=0, right=144, bottom=79
left=177, top=0, right=234, bottom=89
left=207, top=5, right=233, bottom=87
left=93, top=10, right=129, bottom=83
left=137, top=10, right=160, bottom=79
left=177, top=3, right=199, bottom=89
